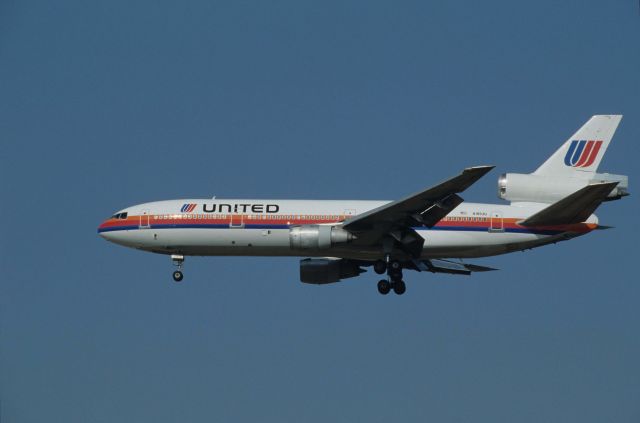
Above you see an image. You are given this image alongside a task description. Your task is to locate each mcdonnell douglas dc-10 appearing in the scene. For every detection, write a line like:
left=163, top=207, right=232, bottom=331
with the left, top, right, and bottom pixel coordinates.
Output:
left=99, top=115, right=628, bottom=295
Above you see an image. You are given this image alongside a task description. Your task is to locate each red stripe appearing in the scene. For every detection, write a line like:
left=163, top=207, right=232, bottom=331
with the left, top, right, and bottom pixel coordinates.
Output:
left=581, top=140, right=602, bottom=167
left=99, top=215, right=596, bottom=234
left=574, top=140, right=594, bottom=167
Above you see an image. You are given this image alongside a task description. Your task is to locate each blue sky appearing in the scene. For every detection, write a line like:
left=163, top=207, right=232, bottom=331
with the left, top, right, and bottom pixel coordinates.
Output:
left=1, top=1, right=639, bottom=421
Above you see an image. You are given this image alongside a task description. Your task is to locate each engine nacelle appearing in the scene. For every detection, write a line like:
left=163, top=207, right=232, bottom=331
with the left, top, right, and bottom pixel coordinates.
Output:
left=498, top=172, right=628, bottom=203
left=299, top=258, right=365, bottom=284
left=289, top=225, right=354, bottom=250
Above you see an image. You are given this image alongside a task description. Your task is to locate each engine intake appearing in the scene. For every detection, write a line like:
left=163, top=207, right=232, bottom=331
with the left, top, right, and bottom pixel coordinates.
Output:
left=289, top=225, right=354, bottom=250
left=299, top=258, right=365, bottom=284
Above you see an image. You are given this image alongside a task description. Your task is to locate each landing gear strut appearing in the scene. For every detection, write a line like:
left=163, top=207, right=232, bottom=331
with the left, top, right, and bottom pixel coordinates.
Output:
left=171, top=254, right=184, bottom=282
left=376, top=256, right=406, bottom=296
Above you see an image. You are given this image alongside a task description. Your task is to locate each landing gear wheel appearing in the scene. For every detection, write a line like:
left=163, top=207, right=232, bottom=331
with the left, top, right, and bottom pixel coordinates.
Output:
left=377, top=279, right=391, bottom=295
left=172, top=270, right=184, bottom=282
left=373, top=260, right=387, bottom=275
left=171, top=254, right=185, bottom=283
left=393, top=280, right=406, bottom=295
left=389, top=260, right=401, bottom=271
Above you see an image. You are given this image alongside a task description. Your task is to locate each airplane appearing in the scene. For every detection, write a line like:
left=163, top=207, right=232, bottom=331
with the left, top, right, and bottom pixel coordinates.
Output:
left=98, top=115, right=629, bottom=295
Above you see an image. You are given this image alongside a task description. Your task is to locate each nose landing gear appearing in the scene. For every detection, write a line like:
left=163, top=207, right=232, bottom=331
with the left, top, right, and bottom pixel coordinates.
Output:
left=171, top=254, right=185, bottom=282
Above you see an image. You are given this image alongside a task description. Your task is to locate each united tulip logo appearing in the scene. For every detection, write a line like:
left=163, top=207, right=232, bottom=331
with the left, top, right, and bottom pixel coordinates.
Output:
left=180, top=203, right=197, bottom=213
left=564, top=140, right=603, bottom=168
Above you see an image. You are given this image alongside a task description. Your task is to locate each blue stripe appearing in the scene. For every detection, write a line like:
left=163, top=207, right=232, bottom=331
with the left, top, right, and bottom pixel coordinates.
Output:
left=570, top=140, right=587, bottom=166
left=98, top=225, right=140, bottom=232
left=564, top=140, right=578, bottom=166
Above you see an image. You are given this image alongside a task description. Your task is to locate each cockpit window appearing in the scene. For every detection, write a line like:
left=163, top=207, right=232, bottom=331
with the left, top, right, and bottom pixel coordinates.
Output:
left=119, top=212, right=127, bottom=219
left=112, top=213, right=120, bottom=219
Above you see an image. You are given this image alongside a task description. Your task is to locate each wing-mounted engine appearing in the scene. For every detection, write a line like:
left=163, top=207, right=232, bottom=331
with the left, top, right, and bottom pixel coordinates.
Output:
left=498, top=173, right=628, bottom=204
left=299, top=258, right=365, bottom=284
left=289, top=225, right=355, bottom=250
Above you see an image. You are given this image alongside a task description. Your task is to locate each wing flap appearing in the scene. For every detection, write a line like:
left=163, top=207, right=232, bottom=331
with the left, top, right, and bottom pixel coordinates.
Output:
left=519, top=182, right=618, bottom=227
left=416, top=193, right=464, bottom=227
left=415, top=259, right=498, bottom=275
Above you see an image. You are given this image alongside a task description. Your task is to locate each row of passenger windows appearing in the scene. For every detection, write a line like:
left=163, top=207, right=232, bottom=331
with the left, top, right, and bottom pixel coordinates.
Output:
left=114, top=213, right=494, bottom=223
left=444, top=216, right=490, bottom=222
left=121, top=214, right=491, bottom=222
left=152, top=214, right=344, bottom=221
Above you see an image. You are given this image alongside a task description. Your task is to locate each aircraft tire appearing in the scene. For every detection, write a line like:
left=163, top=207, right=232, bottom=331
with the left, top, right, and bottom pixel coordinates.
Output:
left=373, top=260, right=387, bottom=274
left=393, top=280, right=406, bottom=295
left=377, top=279, right=391, bottom=295
left=172, top=270, right=184, bottom=282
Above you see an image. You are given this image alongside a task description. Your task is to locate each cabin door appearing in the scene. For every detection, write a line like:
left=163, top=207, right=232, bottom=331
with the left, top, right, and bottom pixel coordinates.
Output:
left=229, top=213, right=244, bottom=228
left=489, top=211, right=504, bottom=232
left=139, top=210, right=151, bottom=229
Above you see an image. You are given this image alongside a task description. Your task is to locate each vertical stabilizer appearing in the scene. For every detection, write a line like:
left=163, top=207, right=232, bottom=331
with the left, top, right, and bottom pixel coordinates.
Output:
left=533, top=115, right=622, bottom=178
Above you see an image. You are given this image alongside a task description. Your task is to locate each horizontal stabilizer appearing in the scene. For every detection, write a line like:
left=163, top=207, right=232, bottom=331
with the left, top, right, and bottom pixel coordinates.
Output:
left=519, top=182, right=618, bottom=227
left=415, top=259, right=498, bottom=275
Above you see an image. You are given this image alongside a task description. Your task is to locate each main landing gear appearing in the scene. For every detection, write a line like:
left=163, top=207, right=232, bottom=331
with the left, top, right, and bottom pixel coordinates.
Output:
left=376, top=258, right=406, bottom=296
left=171, top=254, right=184, bottom=282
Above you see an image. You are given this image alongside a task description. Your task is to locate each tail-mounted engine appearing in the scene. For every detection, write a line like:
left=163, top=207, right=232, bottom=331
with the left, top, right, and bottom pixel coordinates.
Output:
left=289, top=225, right=355, bottom=250
left=498, top=172, right=628, bottom=203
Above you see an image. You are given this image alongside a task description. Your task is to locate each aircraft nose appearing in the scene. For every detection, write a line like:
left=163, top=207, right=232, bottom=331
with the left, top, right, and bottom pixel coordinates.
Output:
left=97, top=220, right=127, bottom=245
left=97, top=220, right=111, bottom=239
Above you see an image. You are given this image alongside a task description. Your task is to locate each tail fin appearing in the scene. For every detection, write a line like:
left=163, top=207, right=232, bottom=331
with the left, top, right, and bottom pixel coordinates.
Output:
left=533, top=115, right=622, bottom=178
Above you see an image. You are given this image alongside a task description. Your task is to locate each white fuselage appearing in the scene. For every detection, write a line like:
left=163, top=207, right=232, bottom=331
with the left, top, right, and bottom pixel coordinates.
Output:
left=98, top=199, right=598, bottom=260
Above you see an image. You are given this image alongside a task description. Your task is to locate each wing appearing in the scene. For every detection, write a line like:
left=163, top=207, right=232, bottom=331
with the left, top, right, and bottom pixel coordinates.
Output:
left=343, top=165, right=494, bottom=256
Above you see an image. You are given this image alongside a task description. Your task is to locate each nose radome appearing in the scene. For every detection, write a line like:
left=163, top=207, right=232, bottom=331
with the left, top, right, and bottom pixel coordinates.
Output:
left=98, top=220, right=111, bottom=239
